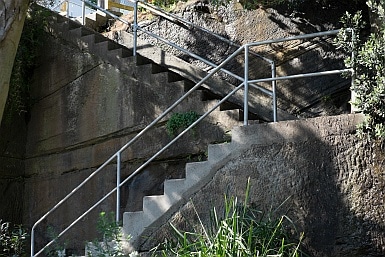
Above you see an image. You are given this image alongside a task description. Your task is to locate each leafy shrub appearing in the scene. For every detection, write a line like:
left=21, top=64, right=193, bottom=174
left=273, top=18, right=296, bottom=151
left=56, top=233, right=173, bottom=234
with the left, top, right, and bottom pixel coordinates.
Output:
left=0, top=220, right=28, bottom=257
left=87, top=212, right=129, bottom=257
left=166, top=111, right=200, bottom=137
left=336, top=1, right=385, bottom=141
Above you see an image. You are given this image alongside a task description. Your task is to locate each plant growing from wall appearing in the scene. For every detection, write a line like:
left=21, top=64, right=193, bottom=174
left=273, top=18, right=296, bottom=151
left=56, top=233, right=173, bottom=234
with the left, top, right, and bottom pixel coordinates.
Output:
left=4, top=3, right=50, bottom=124
left=152, top=180, right=305, bottom=257
left=0, top=220, right=28, bottom=257
left=336, top=1, right=385, bottom=142
left=166, top=111, right=200, bottom=137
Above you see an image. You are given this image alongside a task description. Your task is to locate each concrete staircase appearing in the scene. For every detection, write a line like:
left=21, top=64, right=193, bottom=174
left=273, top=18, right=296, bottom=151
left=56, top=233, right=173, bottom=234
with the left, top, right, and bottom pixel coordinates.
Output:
left=123, top=141, right=235, bottom=251
left=74, top=10, right=110, bottom=31
left=45, top=10, right=274, bottom=255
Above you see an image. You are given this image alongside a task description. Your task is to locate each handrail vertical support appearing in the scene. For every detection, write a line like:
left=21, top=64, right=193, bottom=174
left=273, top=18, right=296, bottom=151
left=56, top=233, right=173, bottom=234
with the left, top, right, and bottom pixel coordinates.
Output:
left=82, top=0, right=86, bottom=25
left=244, top=46, right=249, bottom=126
left=31, top=228, right=35, bottom=257
left=116, top=152, right=121, bottom=223
left=133, top=0, right=138, bottom=56
left=350, top=29, right=357, bottom=113
left=66, top=0, right=69, bottom=18
left=271, top=61, right=277, bottom=122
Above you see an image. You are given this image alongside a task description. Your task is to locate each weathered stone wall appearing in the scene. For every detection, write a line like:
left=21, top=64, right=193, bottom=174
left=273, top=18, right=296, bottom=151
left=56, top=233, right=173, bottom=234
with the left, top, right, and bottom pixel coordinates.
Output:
left=138, top=114, right=385, bottom=257
left=0, top=111, right=26, bottom=224
left=23, top=29, right=240, bottom=253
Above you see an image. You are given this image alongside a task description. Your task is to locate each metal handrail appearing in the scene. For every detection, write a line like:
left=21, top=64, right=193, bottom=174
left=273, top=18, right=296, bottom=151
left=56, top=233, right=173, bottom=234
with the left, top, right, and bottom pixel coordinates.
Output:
left=135, top=0, right=272, bottom=64
left=31, top=2, right=354, bottom=255
left=81, top=0, right=275, bottom=99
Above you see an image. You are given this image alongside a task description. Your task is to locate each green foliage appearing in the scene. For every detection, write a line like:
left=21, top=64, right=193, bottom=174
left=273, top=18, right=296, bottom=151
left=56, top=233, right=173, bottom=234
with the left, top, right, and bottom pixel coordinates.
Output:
left=88, top=212, right=129, bottom=257
left=5, top=4, right=50, bottom=123
left=152, top=180, right=305, bottom=257
left=0, top=220, right=28, bottom=257
left=166, top=111, right=200, bottom=137
left=44, top=226, right=68, bottom=257
left=336, top=2, right=385, bottom=141
left=238, top=0, right=288, bottom=9
left=149, top=0, right=186, bottom=10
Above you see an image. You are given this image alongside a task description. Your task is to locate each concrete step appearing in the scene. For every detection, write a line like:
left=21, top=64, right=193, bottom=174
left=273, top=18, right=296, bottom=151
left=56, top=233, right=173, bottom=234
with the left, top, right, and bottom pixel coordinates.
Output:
left=93, top=41, right=121, bottom=57
left=185, top=161, right=211, bottom=184
left=143, top=195, right=176, bottom=218
left=69, top=27, right=94, bottom=38
left=164, top=178, right=187, bottom=198
left=207, top=142, right=233, bottom=162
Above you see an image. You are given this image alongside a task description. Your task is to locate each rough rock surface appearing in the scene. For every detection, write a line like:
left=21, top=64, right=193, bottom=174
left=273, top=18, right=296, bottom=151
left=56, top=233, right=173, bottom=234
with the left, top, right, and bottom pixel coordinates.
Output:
left=109, top=0, right=367, bottom=117
left=137, top=114, right=385, bottom=257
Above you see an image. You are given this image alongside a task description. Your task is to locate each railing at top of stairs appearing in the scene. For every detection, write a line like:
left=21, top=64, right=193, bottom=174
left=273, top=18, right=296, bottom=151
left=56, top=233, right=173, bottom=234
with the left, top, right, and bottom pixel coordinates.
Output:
left=30, top=1, right=355, bottom=255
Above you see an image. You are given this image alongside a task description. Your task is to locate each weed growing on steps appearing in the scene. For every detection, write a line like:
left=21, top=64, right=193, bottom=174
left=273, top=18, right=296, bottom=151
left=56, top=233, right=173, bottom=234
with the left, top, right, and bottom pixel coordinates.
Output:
left=151, top=179, right=305, bottom=257
left=88, top=212, right=130, bottom=257
left=166, top=111, right=200, bottom=137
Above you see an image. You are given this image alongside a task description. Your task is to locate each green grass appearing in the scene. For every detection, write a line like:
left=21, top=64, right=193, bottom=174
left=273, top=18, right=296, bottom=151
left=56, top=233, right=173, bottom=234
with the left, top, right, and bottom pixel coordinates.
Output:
left=152, top=179, right=305, bottom=257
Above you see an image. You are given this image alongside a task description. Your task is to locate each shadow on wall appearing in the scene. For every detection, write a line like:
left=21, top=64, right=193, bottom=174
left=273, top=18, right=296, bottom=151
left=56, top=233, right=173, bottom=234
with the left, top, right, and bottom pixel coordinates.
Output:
left=0, top=104, right=27, bottom=225
left=136, top=0, right=369, bottom=118
left=139, top=114, right=385, bottom=256
left=232, top=117, right=384, bottom=256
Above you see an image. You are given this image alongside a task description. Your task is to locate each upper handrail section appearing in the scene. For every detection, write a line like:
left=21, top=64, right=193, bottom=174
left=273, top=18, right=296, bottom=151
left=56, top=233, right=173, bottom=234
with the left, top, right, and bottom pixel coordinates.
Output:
left=81, top=0, right=274, bottom=97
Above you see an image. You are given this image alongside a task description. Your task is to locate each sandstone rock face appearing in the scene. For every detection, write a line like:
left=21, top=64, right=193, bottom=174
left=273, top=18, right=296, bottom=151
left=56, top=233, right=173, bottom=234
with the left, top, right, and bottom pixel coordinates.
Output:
left=137, top=114, right=385, bottom=257
left=116, top=0, right=366, bottom=117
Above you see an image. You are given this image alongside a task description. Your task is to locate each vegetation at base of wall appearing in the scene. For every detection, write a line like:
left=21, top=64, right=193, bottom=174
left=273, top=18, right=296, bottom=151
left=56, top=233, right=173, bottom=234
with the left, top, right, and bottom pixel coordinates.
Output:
left=87, top=212, right=129, bottom=257
left=152, top=180, right=305, bottom=257
left=4, top=3, right=50, bottom=124
left=335, top=0, right=385, bottom=142
left=0, top=220, right=28, bottom=257
left=44, top=226, right=68, bottom=257
left=166, top=111, right=200, bottom=137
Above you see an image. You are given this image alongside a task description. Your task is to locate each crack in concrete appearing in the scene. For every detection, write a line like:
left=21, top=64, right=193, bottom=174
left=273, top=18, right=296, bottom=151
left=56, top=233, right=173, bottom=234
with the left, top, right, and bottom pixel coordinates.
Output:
left=34, top=62, right=105, bottom=102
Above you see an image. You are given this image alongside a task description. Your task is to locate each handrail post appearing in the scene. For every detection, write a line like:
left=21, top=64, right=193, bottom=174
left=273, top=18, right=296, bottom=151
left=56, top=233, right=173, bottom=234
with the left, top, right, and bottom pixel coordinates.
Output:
left=271, top=61, right=277, bottom=122
left=31, top=227, right=35, bottom=257
left=350, top=29, right=357, bottom=113
left=82, top=0, right=86, bottom=25
left=116, top=152, right=121, bottom=223
left=133, top=0, right=138, bottom=56
left=244, top=45, right=249, bottom=126
left=66, top=0, right=69, bottom=18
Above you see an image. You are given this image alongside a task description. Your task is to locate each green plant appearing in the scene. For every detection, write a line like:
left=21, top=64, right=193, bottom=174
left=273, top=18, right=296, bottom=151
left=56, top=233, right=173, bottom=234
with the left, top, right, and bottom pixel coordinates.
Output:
left=88, top=212, right=129, bottom=257
left=0, top=220, right=28, bottom=257
left=335, top=2, right=385, bottom=142
left=5, top=4, right=50, bottom=124
left=149, top=0, right=185, bottom=10
left=166, top=111, right=200, bottom=137
left=152, top=180, right=305, bottom=257
left=44, top=226, right=68, bottom=257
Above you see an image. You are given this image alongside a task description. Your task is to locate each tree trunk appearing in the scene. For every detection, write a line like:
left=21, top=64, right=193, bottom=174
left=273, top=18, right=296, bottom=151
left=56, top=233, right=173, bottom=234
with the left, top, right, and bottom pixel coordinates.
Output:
left=0, top=0, right=30, bottom=126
